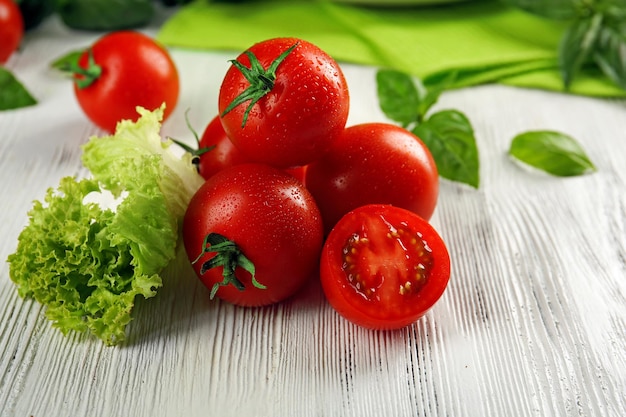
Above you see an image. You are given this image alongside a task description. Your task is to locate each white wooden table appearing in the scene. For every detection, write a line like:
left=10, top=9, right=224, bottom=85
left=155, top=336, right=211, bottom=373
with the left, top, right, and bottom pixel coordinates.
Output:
left=1, top=12, right=625, bottom=417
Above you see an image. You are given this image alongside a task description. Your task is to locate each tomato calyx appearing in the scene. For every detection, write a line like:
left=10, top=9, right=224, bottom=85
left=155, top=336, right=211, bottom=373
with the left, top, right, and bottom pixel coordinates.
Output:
left=192, top=232, right=267, bottom=299
left=169, top=110, right=215, bottom=167
left=55, top=49, right=103, bottom=89
left=221, top=42, right=299, bottom=128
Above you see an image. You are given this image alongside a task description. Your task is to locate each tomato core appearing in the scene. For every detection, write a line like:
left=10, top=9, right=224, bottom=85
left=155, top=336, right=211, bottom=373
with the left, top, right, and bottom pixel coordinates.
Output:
left=321, top=204, right=450, bottom=330
left=341, top=215, right=433, bottom=303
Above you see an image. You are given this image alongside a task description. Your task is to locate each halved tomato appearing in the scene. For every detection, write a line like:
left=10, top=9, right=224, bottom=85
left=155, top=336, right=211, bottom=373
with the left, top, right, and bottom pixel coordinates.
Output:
left=320, top=204, right=450, bottom=329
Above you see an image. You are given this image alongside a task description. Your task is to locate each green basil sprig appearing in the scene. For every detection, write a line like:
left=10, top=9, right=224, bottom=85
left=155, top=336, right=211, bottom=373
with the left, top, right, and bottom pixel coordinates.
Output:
left=508, top=130, right=597, bottom=176
left=376, top=69, right=480, bottom=188
left=376, top=69, right=597, bottom=186
left=414, top=110, right=480, bottom=189
left=504, top=0, right=626, bottom=91
left=0, top=68, right=37, bottom=111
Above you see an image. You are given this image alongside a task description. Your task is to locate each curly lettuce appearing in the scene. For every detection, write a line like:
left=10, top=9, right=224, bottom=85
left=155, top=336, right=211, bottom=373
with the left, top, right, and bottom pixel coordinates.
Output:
left=7, top=105, right=203, bottom=346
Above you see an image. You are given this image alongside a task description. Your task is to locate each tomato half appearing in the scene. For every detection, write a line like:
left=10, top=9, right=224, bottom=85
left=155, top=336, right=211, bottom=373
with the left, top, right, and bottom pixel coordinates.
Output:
left=306, top=123, right=439, bottom=234
left=183, top=163, right=324, bottom=307
left=320, top=204, right=450, bottom=329
left=0, top=0, right=24, bottom=64
left=218, top=37, right=350, bottom=168
left=72, top=31, right=179, bottom=133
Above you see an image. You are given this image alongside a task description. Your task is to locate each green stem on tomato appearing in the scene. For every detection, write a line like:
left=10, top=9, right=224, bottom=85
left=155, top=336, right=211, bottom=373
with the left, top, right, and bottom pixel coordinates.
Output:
left=71, top=49, right=102, bottom=89
left=221, top=42, right=299, bottom=128
left=168, top=109, right=215, bottom=167
left=192, top=232, right=266, bottom=299
left=52, top=48, right=102, bottom=89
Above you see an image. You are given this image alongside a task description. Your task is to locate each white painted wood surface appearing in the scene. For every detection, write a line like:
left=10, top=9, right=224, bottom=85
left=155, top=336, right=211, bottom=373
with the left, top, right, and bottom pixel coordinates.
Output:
left=1, top=13, right=625, bottom=417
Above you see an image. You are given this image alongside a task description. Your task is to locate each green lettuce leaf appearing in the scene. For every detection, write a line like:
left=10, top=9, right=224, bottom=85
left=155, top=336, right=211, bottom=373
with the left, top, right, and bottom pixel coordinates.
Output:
left=7, top=105, right=204, bottom=346
left=82, top=106, right=202, bottom=227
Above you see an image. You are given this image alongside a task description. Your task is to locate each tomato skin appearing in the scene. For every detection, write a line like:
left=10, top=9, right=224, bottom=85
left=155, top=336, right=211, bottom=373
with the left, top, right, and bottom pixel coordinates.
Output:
left=183, top=163, right=324, bottom=307
left=320, top=204, right=450, bottom=329
left=196, top=115, right=309, bottom=183
left=284, top=164, right=308, bottom=185
left=0, top=0, right=24, bottom=64
left=305, top=123, right=439, bottom=234
left=196, top=116, right=248, bottom=180
left=218, top=37, right=350, bottom=169
left=74, top=31, right=179, bottom=133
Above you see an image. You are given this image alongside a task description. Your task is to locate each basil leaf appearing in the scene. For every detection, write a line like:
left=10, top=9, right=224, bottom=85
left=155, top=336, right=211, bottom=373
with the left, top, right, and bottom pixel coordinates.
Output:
left=602, top=1, right=626, bottom=21
left=418, top=70, right=458, bottom=119
left=593, top=19, right=626, bottom=90
left=0, top=67, right=37, bottom=111
left=508, top=130, right=596, bottom=176
left=57, top=0, right=154, bottom=31
left=376, top=69, right=456, bottom=126
left=50, top=50, right=83, bottom=73
left=501, top=0, right=579, bottom=20
left=559, top=13, right=604, bottom=89
left=413, top=110, right=480, bottom=188
left=376, top=69, right=421, bottom=127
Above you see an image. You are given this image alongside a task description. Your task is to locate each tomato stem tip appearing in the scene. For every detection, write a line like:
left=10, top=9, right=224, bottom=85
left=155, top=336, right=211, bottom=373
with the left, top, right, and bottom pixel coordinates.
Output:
left=168, top=109, right=216, bottom=168
left=193, top=233, right=266, bottom=299
left=61, top=48, right=103, bottom=90
left=221, top=42, right=299, bottom=128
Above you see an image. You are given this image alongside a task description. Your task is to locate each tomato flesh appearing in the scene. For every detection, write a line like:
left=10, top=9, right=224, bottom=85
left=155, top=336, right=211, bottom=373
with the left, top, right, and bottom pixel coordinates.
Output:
left=342, top=222, right=432, bottom=302
left=321, top=204, right=450, bottom=329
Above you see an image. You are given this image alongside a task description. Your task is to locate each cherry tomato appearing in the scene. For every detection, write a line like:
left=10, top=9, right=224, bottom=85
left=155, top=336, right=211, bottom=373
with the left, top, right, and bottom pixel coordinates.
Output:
left=0, top=0, right=24, bottom=64
left=183, top=163, right=324, bottom=307
left=196, top=116, right=248, bottom=180
left=218, top=37, right=350, bottom=169
left=72, top=31, right=179, bottom=133
left=195, top=115, right=308, bottom=183
left=305, top=123, right=439, bottom=233
left=320, top=204, right=450, bottom=329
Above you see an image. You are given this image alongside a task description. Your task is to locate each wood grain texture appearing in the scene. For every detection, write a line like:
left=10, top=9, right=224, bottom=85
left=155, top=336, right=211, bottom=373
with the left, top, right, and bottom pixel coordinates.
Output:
left=1, top=15, right=625, bottom=417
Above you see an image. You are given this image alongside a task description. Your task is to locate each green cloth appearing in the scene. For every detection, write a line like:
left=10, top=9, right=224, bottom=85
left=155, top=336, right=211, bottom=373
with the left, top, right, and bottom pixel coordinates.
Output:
left=157, top=0, right=625, bottom=97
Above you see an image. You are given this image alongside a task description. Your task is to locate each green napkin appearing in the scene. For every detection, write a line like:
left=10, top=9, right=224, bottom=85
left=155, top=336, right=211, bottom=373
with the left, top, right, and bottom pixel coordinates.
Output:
left=157, top=0, right=625, bottom=97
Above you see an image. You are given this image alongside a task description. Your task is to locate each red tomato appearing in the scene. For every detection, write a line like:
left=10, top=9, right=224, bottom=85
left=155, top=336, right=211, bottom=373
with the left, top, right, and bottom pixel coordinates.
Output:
left=73, top=31, right=179, bottom=133
left=284, top=164, right=308, bottom=185
left=305, top=123, right=439, bottom=234
left=0, top=0, right=24, bottom=63
left=320, top=204, right=450, bottom=329
left=218, top=37, right=350, bottom=169
left=196, top=115, right=308, bottom=183
left=196, top=116, right=248, bottom=180
left=183, top=163, right=324, bottom=306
